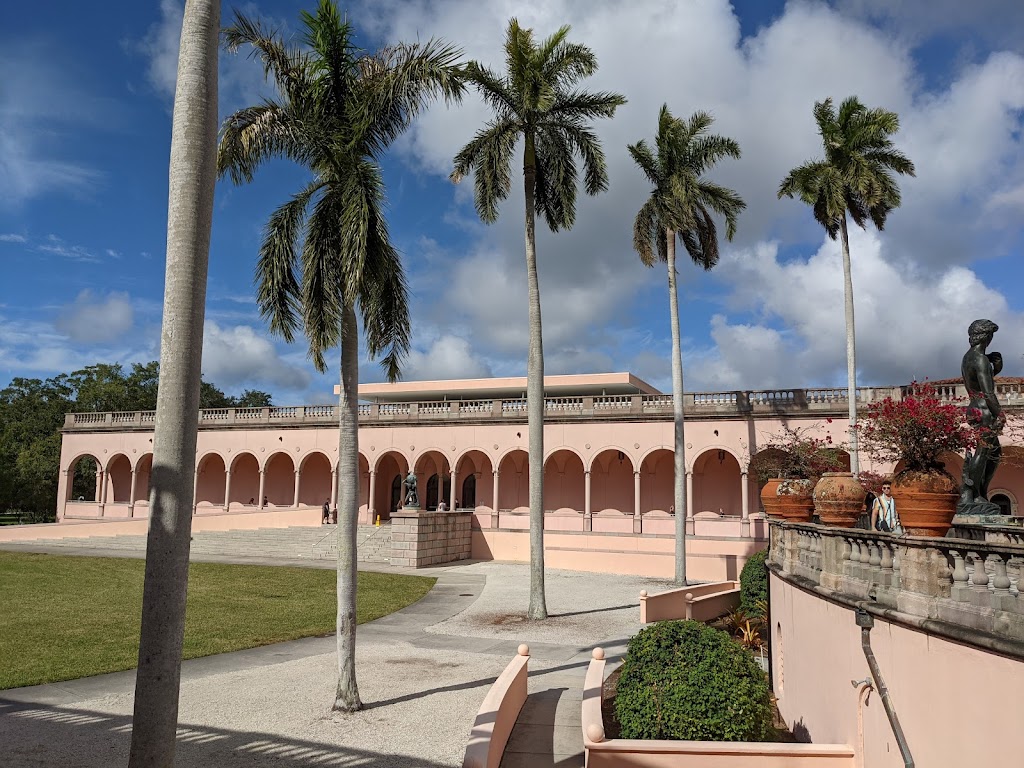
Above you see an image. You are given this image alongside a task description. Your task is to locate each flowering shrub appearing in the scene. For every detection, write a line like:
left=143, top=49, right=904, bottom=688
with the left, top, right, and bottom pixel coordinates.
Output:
left=857, top=382, right=980, bottom=472
left=856, top=469, right=890, bottom=495
left=750, top=425, right=848, bottom=482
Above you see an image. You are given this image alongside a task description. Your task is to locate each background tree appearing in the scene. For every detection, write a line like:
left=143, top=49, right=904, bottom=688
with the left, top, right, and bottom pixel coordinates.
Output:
left=129, top=0, right=219, bottom=764
left=629, top=106, right=744, bottom=585
left=218, top=0, right=462, bottom=710
left=451, top=18, right=624, bottom=619
left=779, top=96, right=915, bottom=474
left=0, top=363, right=271, bottom=524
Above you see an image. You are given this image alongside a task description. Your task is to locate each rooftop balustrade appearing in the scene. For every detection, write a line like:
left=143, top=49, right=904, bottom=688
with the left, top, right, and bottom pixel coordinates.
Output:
left=62, top=382, right=1024, bottom=431
left=769, top=520, right=1024, bottom=654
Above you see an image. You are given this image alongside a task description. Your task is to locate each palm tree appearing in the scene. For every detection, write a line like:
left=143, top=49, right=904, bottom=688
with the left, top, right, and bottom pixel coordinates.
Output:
left=451, top=19, right=624, bottom=620
left=129, top=0, right=219, bottom=765
left=629, top=106, right=744, bottom=585
left=218, top=0, right=462, bottom=711
left=779, top=97, right=915, bottom=474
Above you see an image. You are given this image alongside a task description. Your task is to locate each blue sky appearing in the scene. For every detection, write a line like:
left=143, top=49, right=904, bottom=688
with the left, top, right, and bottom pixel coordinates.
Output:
left=2, top=0, right=1024, bottom=405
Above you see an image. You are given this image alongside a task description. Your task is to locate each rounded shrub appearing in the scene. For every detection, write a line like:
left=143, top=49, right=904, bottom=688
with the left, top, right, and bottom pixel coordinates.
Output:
left=740, top=549, right=768, bottom=616
left=615, top=620, right=773, bottom=742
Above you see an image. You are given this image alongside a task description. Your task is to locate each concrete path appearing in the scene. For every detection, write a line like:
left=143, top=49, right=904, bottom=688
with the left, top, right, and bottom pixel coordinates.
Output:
left=0, top=547, right=669, bottom=767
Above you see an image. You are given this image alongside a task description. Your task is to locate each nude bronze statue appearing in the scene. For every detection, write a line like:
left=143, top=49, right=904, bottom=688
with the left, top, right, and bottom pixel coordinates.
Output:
left=403, top=470, right=420, bottom=508
left=960, top=319, right=1004, bottom=513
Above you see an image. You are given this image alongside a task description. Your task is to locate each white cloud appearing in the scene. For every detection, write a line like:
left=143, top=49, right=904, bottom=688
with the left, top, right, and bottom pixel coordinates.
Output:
left=689, top=227, right=1024, bottom=390
left=132, top=0, right=282, bottom=113
left=201, top=322, right=312, bottom=391
left=55, top=291, right=135, bottom=343
left=0, top=41, right=106, bottom=207
left=0, top=233, right=27, bottom=243
left=360, top=0, right=1024, bottom=388
left=402, top=334, right=492, bottom=381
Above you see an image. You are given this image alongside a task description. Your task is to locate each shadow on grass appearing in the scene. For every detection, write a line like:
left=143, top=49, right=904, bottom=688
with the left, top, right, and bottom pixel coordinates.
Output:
left=0, top=698, right=452, bottom=768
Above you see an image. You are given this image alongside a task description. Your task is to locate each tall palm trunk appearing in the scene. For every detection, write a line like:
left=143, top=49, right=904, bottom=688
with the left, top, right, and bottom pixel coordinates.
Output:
left=839, top=216, right=859, bottom=474
left=334, top=303, right=362, bottom=711
left=129, top=1, right=219, bottom=765
left=524, top=133, right=547, bottom=620
left=666, top=230, right=687, bottom=585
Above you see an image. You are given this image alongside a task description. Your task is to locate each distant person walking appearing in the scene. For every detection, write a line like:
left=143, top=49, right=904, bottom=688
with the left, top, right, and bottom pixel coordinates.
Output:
left=322, top=499, right=331, bottom=525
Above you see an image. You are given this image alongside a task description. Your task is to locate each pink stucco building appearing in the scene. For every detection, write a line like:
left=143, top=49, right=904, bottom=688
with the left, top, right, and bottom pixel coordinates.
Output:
left=36, top=373, right=1024, bottom=579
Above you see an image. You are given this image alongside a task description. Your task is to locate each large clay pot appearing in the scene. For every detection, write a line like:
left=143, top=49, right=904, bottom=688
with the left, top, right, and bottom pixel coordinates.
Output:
left=891, top=469, right=959, bottom=537
left=814, top=472, right=866, bottom=527
left=775, top=478, right=815, bottom=522
left=760, top=478, right=785, bottom=519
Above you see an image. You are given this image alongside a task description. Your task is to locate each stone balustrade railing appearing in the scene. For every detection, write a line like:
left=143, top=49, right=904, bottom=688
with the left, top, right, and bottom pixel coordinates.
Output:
left=769, top=520, right=1024, bottom=652
left=64, top=383, right=1024, bottom=430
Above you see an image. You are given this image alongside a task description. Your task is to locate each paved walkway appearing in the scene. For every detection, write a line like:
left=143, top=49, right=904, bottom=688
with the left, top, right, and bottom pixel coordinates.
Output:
left=0, top=545, right=672, bottom=767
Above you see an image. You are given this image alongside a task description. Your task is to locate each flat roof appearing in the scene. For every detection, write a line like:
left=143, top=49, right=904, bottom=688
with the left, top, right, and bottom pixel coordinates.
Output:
left=341, top=372, right=662, bottom=402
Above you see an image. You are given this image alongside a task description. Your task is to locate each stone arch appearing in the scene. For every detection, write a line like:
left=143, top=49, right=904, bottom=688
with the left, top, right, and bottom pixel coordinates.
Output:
left=298, top=451, right=332, bottom=507
left=544, top=449, right=584, bottom=512
left=497, top=449, right=529, bottom=512
left=990, top=490, right=1016, bottom=516
left=640, top=448, right=674, bottom=514
left=196, top=452, right=226, bottom=506
left=590, top=448, right=636, bottom=514
left=263, top=452, right=295, bottom=506
left=373, top=451, right=408, bottom=519
left=105, top=454, right=132, bottom=503
left=228, top=452, right=260, bottom=506
left=372, top=448, right=411, bottom=474
left=692, top=447, right=742, bottom=516
left=67, top=452, right=102, bottom=502
left=454, top=449, right=493, bottom=510
left=585, top=445, right=636, bottom=474
left=133, top=454, right=154, bottom=504
left=358, top=453, right=371, bottom=520
left=416, top=450, right=451, bottom=511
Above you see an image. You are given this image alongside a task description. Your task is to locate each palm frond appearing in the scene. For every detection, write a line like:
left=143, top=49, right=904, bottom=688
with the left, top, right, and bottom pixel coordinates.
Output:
left=450, top=119, right=519, bottom=223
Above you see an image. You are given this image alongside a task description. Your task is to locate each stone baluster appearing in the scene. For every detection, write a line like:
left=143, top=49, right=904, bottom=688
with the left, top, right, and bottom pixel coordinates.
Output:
left=869, top=540, right=882, bottom=568
left=949, top=549, right=971, bottom=602
left=970, top=551, right=990, bottom=588
left=880, top=541, right=893, bottom=573
left=1007, top=556, right=1022, bottom=596
left=848, top=539, right=861, bottom=576
left=891, top=543, right=901, bottom=589
left=859, top=539, right=872, bottom=566
left=992, top=554, right=1011, bottom=593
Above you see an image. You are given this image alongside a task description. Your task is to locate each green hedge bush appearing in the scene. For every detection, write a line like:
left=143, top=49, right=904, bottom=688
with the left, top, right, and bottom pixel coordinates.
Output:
left=740, top=549, right=768, bottom=616
left=615, top=620, right=773, bottom=742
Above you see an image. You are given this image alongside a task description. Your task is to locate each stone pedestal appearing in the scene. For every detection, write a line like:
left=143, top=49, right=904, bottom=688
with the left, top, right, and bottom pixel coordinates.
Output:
left=390, top=509, right=472, bottom=568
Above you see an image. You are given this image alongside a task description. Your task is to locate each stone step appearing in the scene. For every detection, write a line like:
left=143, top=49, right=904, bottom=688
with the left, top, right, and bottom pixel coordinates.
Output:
left=11, top=524, right=393, bottom=562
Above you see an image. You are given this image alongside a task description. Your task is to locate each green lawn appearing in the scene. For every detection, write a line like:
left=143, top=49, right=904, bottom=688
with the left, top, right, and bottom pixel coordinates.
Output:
left=0, top=552, right=435, bottom=689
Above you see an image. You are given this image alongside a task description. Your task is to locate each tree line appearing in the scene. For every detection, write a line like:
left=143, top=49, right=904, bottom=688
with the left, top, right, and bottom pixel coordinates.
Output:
left=0, top=362, right=271, bottom=522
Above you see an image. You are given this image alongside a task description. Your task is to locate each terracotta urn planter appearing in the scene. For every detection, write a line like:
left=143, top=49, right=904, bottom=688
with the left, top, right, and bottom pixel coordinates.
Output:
left=774, top=478, right=815, bottom=522
left=891, top=469, right=959, bottom=537
left=759, top=478, right=785, bottom=519
left=813, top=472, right=866, bottom=527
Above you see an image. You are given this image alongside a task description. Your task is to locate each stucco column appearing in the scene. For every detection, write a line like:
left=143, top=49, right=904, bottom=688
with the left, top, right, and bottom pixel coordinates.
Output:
left=128, top=469, right=138, bottom=518
left=258, top=470, right=266, bottom=508
left=633, top=470, right=642, bottom=533
left=583, top=470, right=592, bottom=532
left=293, top=470, right=301, bottom=508
left=368, top=470, right=376, bottom=521
left=741, top=470, right=750, bottom=537
left=57, top=469, right=69, bottom=522
left=331, top=467, right=338, bottom=509
left=449, top=467, right=458, bottom=510
left=685, top=470, right=694, bottom=535
left=94, top=467, right=102, bottom=503
left=192, top=469, right=200, bottom=514
left=492, top=470, right=500, bottom=528
left=223, top=470, right=232, bottom=512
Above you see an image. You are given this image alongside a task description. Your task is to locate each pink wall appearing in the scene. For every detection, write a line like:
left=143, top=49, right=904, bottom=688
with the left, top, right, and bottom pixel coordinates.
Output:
left=298, top=452, right=332, bottom=507
left=771, top=573, right=1024, bottom=767
left=59, top=411, right=1024, bottom=523
left=196, top=453, right=226, bottom=505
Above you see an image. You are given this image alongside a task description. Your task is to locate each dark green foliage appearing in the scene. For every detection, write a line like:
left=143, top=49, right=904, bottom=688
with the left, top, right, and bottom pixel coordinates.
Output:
left=740, top=549, right=769, bottom=616
left=0, top=363, right=272, bottom=520
left=615, top=620, right=773, bottom=742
